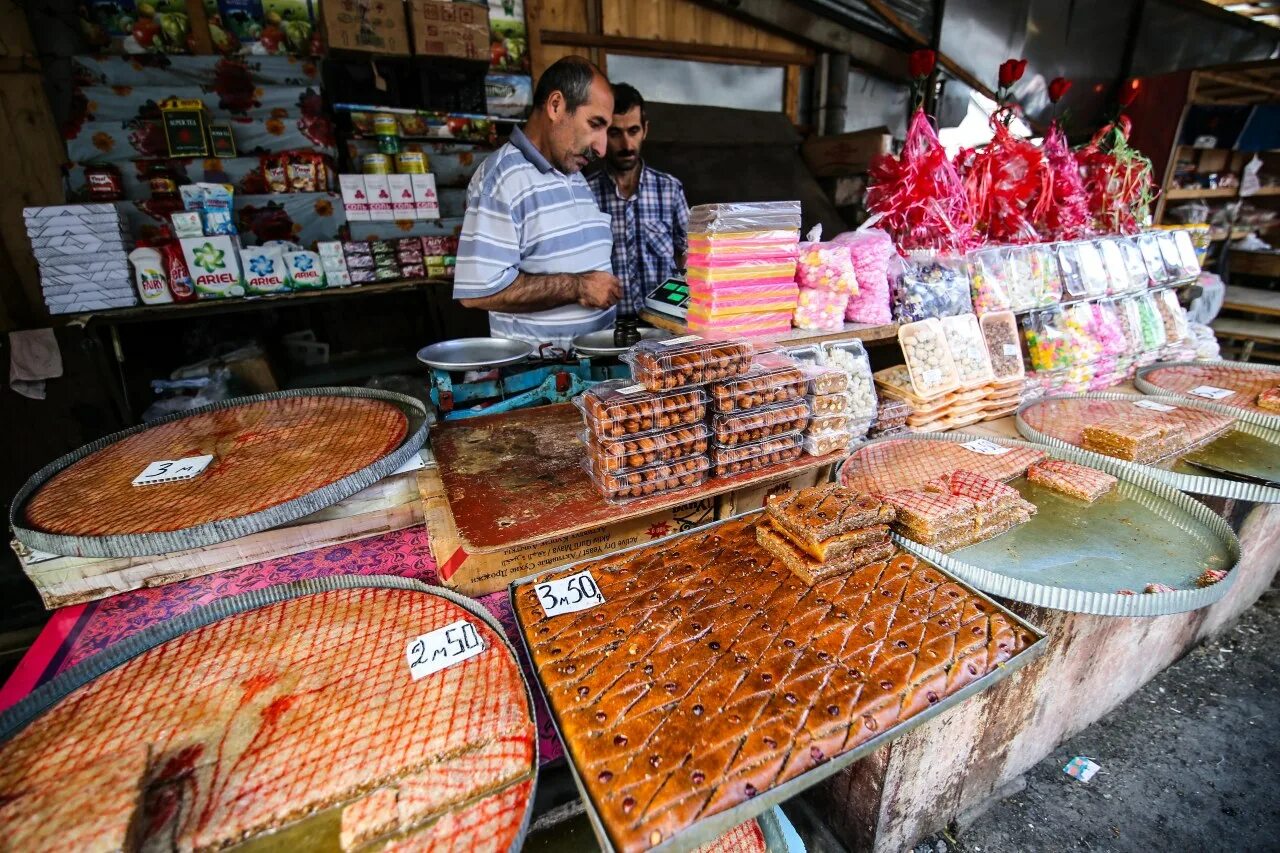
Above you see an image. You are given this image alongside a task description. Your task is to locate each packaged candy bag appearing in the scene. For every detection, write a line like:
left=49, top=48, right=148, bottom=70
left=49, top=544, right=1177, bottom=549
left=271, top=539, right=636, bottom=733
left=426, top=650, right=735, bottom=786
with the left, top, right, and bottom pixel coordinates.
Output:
left=793, top=288, right=849, bottom=331
left=1004, top=245, right=1042, bottom=312
left=1022, top=306, right=1072, bottom=371
left=1062, top=302, right=1102, bottom=366
left=956, top=109, right=1051, bottom=244
left=891, top=252, right=973, bottom=323
left=1135, top=293, right=1167, bottom=350
left=795, top=226, right=858, bottom=293
left=1077, top=118, right=1156, bottom=235
left=967, top=247, right=1013, bottom=315
left=833, top=228, right=894, bottom=325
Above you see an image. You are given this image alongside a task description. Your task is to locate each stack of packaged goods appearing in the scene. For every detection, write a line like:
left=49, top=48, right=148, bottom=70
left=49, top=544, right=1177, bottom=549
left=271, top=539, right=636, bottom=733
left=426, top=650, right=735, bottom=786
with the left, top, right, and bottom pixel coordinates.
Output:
left=817, top=339, right=879, bottom=444
left=27, top=204, right=136, bottom=314
left=869, top=397, right=912, bottom=438
left=686, top=201, right=801, bottom=338
left=792, top=231, right=857, bottom=331
left=756, top=486, right=897, bottom=584
left=708, top=351, right=811, bottom=474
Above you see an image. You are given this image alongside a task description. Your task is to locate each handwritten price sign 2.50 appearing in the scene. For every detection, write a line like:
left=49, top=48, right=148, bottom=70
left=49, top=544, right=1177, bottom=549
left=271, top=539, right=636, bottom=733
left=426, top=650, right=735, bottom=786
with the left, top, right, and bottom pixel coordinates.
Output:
left=405, top=619, right=486, bottom=680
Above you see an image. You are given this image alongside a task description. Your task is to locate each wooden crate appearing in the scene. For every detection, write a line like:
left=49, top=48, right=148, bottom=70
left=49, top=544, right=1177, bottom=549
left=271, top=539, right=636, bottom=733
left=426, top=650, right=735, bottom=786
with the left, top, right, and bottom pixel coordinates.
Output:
left=802, top=128, right=893, bottom=178
left=11, top=469, right=428, bottom=609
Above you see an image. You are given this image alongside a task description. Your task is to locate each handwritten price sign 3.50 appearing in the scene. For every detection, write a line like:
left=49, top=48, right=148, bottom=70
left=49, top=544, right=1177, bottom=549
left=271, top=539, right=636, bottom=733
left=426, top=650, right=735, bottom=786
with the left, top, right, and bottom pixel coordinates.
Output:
left=536, top=570, right=605, bottom=618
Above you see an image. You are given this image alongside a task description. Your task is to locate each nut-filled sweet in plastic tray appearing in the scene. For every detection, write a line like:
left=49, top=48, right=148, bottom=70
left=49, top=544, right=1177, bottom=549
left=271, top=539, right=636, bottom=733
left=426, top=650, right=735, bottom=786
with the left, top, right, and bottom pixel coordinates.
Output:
left=584, top=423, right=710, bottom=473
left=576, top=381, right=707, bottom=438
left=710, top=431, right=803, bottom=476
left=713, top=399, right=811, bottom=445
left=711, top=356, right=807, bottom=412
left=622, top=337, right=753, bottom=391
left=940, top=313, right=995, bottom=386
left=584, top=454, right=710, bottom=503
left=899, top=317, right=961, bottom=397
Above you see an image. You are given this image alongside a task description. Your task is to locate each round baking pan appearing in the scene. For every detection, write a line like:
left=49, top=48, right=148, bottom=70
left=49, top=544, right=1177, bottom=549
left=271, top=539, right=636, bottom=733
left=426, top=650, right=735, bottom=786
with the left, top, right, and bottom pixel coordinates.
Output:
left=1135, top=359, right=1280, bottom=430
left=838, top=432, right=1241, bottom=616
left=11, top=388, right=428, bottom=558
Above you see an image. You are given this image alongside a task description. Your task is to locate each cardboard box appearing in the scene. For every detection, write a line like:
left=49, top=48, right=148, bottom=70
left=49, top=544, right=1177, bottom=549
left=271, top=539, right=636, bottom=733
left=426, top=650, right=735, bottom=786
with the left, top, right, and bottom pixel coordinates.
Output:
left=387, top=173, right=417, bottom=219
left=321, top=0, right=410, bottom=56
left=801, top=127, right=893, bottom=178
left=421, top=465, right=717, bottom=597
left=408, top=0, right=489, bottom=61
left=339, top=174, right=371, bottom=221
left=179, top=235, right=245, bottom=298
left=410, top=173, right=441, bottom=219
left=363, top=173, right=395, bottom=221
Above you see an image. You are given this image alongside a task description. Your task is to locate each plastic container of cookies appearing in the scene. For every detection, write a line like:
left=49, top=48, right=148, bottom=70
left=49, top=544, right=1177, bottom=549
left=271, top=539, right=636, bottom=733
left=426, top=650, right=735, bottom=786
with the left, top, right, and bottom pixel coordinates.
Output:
left=584, top=423, right=710, bottom=473
left=873, top=398, right=912, bottom=429
left=939, top=313, right=995, bottom=386
left=710, top=354, right=806, bottom=412
left=710, top=432, right=803, bottom=476
left=713, top=399, right=810, bottom=445
left=979, top=310, right=1024, bottom=380
left=898, top=317, right=961, bottom=397
left=584, top=454, right=710, bottom=503
left=798, top=364, right=850, bottom=396
left=622, top=336, right=753, bottom=391
left=576, top=380, right=707, bottom=438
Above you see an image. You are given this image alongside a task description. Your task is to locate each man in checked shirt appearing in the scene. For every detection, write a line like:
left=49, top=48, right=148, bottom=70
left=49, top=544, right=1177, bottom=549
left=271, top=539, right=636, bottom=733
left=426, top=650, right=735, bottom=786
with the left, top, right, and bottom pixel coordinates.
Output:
left=588, top=83, right=689, bottom=317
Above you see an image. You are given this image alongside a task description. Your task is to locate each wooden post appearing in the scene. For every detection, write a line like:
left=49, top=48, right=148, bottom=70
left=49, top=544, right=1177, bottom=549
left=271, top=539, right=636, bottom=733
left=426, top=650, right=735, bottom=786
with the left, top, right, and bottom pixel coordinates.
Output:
left=0, top=1, right=64, bottom=330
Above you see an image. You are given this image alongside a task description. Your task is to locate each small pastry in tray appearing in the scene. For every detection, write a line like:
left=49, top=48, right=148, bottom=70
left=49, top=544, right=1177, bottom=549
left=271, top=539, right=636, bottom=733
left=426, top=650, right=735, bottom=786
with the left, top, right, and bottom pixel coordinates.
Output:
left=765, top=485, right=895, bottom=555
left=1026, top=459, right=1117, bottom=503
left=756, top=519, right=896, bottom=584
left=1258, top=387, right=1280, bottom=413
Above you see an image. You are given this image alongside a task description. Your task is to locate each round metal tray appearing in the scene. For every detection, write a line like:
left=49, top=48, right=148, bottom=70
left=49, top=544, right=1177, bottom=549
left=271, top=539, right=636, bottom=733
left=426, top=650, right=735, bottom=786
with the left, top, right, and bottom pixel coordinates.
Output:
left=417, top=337, right=533, bottom=371
left=837, top=432, right=1242, bottom=617
left=1135, top=359, right=1280, bottom=431
left=571, top=326, right=668, bottom=356
left=10, top=388, right=429, bottom=559
left=1015, top=391, right=1280, bottom=503
left=0, top=576, right=538, bottom=852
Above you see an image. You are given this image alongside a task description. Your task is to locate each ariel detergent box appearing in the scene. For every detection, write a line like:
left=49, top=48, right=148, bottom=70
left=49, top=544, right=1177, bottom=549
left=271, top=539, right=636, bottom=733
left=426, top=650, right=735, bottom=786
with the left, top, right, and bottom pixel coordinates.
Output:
left=241, top=244, right=291, bottom=294
left=179, top=235, right=244, bottom=298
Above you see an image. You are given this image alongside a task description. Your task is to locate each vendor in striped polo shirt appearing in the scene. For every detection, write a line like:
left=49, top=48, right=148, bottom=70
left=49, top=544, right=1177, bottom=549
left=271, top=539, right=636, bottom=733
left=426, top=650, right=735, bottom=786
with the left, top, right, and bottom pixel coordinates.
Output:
left=454, top=57, right=622, bottom=349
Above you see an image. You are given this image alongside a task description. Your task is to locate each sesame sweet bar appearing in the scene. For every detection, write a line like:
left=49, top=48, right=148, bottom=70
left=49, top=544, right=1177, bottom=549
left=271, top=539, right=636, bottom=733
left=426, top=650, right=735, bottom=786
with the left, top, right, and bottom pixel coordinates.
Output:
left=1026, top=459, right=1117, bottom=503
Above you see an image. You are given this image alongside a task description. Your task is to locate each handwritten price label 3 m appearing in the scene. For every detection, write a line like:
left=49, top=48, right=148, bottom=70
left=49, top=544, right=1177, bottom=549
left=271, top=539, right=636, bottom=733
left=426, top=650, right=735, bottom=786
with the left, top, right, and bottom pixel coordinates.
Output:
left=132, top=454, right=214, bottom=487
left=406, top=619, right=486, bottom=680
left=961, top=439, right=1010, bottom=456
left=536, top=570, right=605, bottom=618
left=1188, top=385, right=1233, bottom=401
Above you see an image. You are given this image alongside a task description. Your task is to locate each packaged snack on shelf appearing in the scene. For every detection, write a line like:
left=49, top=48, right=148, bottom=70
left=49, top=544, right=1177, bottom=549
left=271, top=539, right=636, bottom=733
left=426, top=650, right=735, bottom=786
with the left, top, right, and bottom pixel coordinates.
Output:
left=1076, top=240, right=1110, bottom=297
left=782, top=343, right=824, bottom=365
left=1135, top=293, right=1168, bottom=350
left=890, top=253, right=973, bottom=322
left=873, top=398, right=912, bottom=430
left=576, top=381, right=708, bottom=438
left=807, top=390, right=858, bottom=416
left=1117, top=237, right=1152, bottom=290
left=713, top=399, right=811, bottom=445
left=823, top=339, right=878, bottom=418
left=687, top=200, right=802, bottom=234
left=622, top=337, right=753, bottom=391
left=1155, top=288, right=1190, bottom=342
left=1063, top=302, right=1102, bottom=364
left=1114, top=295, right=1144, bottom=354
left=1054, top=241, right=1088, bottom=298
left=1157, top=231, right=1189, bottom=280
left=586, top=423, right=710, bottom=473
left=686, top=311, right=793, bottom=339
left=802, top=427, right=868, bottom=456
left=1088, top=299, right=1127, bottom=357
left=793, top=287, right=850, bottom=330
left=1030, top=242, right=1064, bottom=306
left=940, top=313, right=995, bottom=386
left=799, top=364, right=849, bottom=395
left=686, top=281, right=799, bottom=315
left=898, top=317, right=961, bottom=396
left=685, top=257, right=799, bottom=286
left=1172, top=229, right=1201, bottom=278
left=710, top=355, right=806, bottom=412
left=586, top=455, right=710, bottom=503
left=711, top=432, right=804, bottom=476
left=795, top=239, right=859, bottom=293
left=1137, top=233, right=1175, bottom=285
left=1098, top=237, right=1140, bottom=294
left=832, top=228, right=895, bottom=324
left=979, top=310, right=1024, bottom=380
left=967, top=246, right=1013, bottom=315
left=1022, top=306, right=1072, bottom=371
left=808, top=412, right=853, bottom=434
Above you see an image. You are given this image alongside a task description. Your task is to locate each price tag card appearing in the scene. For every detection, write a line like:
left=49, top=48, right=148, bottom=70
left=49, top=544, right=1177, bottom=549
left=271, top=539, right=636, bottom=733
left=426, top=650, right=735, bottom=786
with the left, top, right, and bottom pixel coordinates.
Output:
left=922, top=368, right=942, bottom=386
left=962, top=438, right=1011, bottom=456
left=536, top=570, right=605, bottom=618
left=616, top=384, right=647, bottom=395
left=1002, top=343, right=1019, bottom=357
left=132, top=454, right=214, bottom=487
left=660, top=335, right=702, bottom=346
left=405, top=619, right=486, bottom=681
left=1188, top=385, right=1233, bottom=401
left=1134, top=400, right=1177, bottom=413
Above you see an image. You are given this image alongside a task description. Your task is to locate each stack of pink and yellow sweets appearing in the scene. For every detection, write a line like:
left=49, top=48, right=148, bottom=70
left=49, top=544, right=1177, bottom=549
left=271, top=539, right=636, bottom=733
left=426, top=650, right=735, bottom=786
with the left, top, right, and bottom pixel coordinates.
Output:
left=686, top=201, right=801, bottom=338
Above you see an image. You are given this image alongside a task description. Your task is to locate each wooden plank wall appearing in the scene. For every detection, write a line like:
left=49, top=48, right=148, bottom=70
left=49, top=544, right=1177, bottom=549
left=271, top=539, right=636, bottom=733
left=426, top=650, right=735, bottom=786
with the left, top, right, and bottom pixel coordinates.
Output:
left=528, top=0, right=812, bottom=123
left=0, top=1, right=65, bottom=331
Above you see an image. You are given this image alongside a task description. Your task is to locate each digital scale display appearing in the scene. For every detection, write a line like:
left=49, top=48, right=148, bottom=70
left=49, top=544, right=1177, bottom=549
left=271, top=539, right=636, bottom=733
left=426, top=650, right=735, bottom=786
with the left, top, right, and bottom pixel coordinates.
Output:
left=643, top=277, right=689, bottom=318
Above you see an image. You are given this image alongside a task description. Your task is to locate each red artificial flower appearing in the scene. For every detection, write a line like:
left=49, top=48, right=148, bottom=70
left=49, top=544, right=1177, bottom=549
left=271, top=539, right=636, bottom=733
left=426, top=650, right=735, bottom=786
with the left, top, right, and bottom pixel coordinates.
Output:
left=1048, top=77, right=1072, bottom=104
left=999, top=58, right=1028, bottom=89
left=909, top=48, right=937, bottom=80
left=1118, top=80, right=1139, bottom=108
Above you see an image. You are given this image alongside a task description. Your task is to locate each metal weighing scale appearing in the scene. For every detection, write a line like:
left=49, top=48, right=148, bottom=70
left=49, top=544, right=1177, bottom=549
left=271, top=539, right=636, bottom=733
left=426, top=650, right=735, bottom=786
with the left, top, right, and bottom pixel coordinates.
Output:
left=643, top=276, right=689, bottom=319
left=418, top=330, right=666, bottom=420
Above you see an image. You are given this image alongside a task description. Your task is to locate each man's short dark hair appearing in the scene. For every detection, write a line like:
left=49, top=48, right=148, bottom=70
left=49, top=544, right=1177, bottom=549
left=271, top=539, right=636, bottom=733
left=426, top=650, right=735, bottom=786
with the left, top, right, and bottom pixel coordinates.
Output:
left=611, top=83, right=645, bottom=122
left=532, top=56, right=605, bottom=112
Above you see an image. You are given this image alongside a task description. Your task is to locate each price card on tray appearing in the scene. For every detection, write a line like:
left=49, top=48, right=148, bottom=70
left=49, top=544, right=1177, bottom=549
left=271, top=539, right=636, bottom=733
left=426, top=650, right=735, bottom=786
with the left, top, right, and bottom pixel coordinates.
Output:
left=961, top=438, right=1011, bottom=456
left=405, top=619, right=486, bottom=680
left=132, top=454, right=214, bottom=486
left=536, top=570, right=605, bottom=618
left=1188, top=385, right=1233, bottom=401
left=1134, top=399, right=1177, bottom=413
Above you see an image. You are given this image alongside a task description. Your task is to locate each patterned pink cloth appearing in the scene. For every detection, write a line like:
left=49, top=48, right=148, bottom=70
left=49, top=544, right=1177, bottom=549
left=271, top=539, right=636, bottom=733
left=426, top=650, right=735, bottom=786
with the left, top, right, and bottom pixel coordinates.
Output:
left=0, top=526, right=566, bottom=765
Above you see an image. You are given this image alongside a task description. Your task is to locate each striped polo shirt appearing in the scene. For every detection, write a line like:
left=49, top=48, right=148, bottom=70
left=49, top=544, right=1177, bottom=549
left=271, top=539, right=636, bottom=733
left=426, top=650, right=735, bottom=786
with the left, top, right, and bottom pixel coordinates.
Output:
left=454, top=126, right=615, bottom=348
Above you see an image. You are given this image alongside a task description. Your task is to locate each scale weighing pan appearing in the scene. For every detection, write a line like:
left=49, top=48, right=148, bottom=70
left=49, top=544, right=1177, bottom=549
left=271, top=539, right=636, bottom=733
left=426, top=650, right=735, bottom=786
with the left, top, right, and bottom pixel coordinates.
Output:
left=417, top=337, right=533, bottom=371
left=571, top=326, right=668, bottom=356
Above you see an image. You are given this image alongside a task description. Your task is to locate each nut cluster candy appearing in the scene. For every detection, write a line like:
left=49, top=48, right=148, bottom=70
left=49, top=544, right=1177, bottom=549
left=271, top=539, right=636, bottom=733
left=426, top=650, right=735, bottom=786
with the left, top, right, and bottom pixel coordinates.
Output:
left=590, top=456, right=710, bottom=500
left=980, top=311, right=1024, bottom=380
left=578, top=382, right=707, bottom=438
left=940, top=314, right=994, bottom=385
left=713, top=400, right=811, bottom=445
left=623, top=338, right=752, bottom=391
left=589, top=424, right=709, bottom=473
left=711, top=433, right=803, bottom=476
left=823, top=341, right=878, bottom=419
left=711, top=361, right=806, bottom=412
